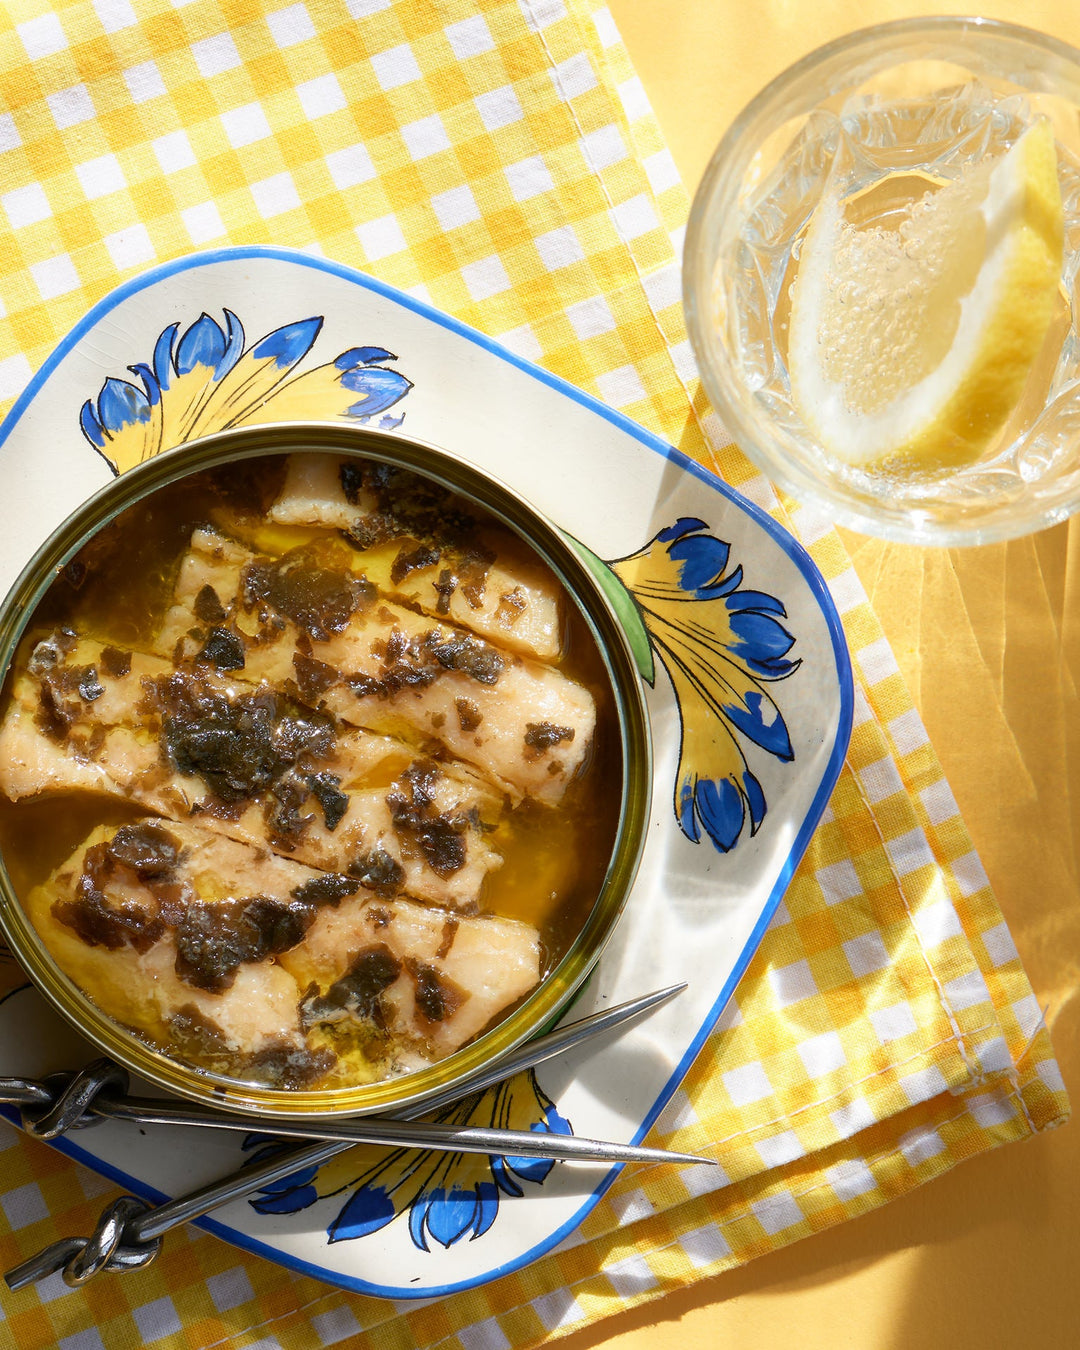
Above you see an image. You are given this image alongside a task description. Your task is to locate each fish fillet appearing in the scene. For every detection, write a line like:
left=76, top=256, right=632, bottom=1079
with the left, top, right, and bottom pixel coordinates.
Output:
left=0, top=633, right=503, bottom=911
left=157, top=528, right=596, bottom=804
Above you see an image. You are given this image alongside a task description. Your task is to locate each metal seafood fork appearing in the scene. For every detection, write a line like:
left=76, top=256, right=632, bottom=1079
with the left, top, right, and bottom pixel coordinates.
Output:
left=4, top=983, right=710, bottom=1290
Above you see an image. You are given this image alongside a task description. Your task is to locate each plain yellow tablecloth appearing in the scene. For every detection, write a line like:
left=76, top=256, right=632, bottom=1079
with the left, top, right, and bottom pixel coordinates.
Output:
left=586, top=2, right=1080, bottom=1346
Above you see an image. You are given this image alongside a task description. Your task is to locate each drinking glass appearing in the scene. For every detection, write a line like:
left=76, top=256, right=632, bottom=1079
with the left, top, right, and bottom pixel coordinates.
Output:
left=683, top=17, right=1080, bottom=545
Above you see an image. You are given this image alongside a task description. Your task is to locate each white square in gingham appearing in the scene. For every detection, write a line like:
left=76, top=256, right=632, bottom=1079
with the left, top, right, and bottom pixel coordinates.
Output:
left=298, top=73, right=347, bottom=119
left=1012, top=994, right=1043, bottom=1038
left=104, top=223, right=155, bottom=269
left=830, top=1097, right=877, bottom=1138
left=756, top=1129, right=805, bottom=1168
left=981, top=920, right=1019, bottom=968
left=751, top=1191, right=803, bottom=1236
left=644, top=147, right=681, bottom=192
left=642, top=260, right=681, bottom=311
left=132, top=1296, right=183, bottom=1342
left=0, top=112, right=21, bottom=153
left=870, top=1002, right=918, bottom=1044
left=154, top=130, right=196, bottom=172
left=0, top=353, right=32, bottom=399
left=656, top=1086, right=698, bottom=1131
left=59, top=1329, right=106, bottom=1350
left=943, top=969, right=991, bottom=1011
left=356, top=213, right=407, bottom=260
left=495, top=323, right=542, bottom=360
left=521, top=0, right=568, bottom=30
left=843, top=930, right=890, bottom=977
left=816, top=857, right=862, bottom=905
left=680, top=1221, right=732, bottom=1267
left=267, top=3, right=316, bottom=48
left=0, top=1180, right=48, bottom=1229
left=191, top=32, right=242, bottom=78
left=596, top=363, right=646, bottom=408
left=968, top=1091, right=1016, bottom=1129
left=504, top=154, right=554, bottom=201
left=723, top=1060, right=773, bottom=1106
left=445, top=15, right=495, bottom=59
left=913, top=897, right=964, bottom=948
left=183, top=201, right=227, bottom=244
left=221, top=102, right=273, bottom=147
left=797, top=1029, right=847, bottom=1077
left=94, top=0, right=136, bottom=30
left=825, top=1158, right=877, bottom=1200
left=889, top=707, right=928, bottom=756
left=1038, top=1060, right=1066, bottom=1092
left=30, top=253, right=81, bottom=299
left=402, top=113, right=451, bottom=159
left=899, top=1065, right=949, bottom=1105
left=604, top=1252, right=658, bottom=1296
left=857, top=634, right=900, bottom=685
left=566, top=294, right=616, bottom=339
left=462, top=255, right=511, bottom=300
left=767, top=957, right=818, bottom=1006
left=608, top=1186, right=656, bottom=1224
left=919, top=776, right=959, bottom=826
left=458, top=1317, right=511, bottom=1350
left=371, top=43, right=422, bottom=89
left=75, top=153, right=126, bottom=199
left=532, top=1288, right=587, bottom=1333
left=536, top=224, right=585, bottom=270
left=251, top=172, right=301, bottom=218
left=899, top=1124, right=947, bottom=1166
left=432, top=184, right=480, bottom=230
left=884, top=827, right=936, bottom=876
left=610, top=191, right=660, bottom=240
left=207, top=1265, right=255, bottom=1313
left=550, top=51, right=597, bottom=99
left=592, top=6, right=619, bottom=46
left=617, top=73, right=650, bottom=121
left=856, top=756, right=905, bottom=805
left=581, top=123, right=627, bottom=169
left=475, top=85, right=525, bottom=131
left=951, top=849, right=990, bottom=897
left=3, top=183, right=52, bottom=227
left=123, top=59, right=167, bottom=103
left=326, top=143, right=375, bottom=188
left=18, top=13, right=68, bottom=59
left=311, top=1305, right=362, bottom=1345
left=47, top=84, right=97, bottom=128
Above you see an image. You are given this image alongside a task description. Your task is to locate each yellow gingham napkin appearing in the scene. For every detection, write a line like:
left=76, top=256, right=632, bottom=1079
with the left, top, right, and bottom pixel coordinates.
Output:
left=0, top=1, right=1068, bottom=1347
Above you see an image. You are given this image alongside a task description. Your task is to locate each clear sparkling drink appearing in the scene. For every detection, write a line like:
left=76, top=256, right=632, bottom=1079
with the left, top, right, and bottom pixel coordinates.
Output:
left=684, top=21, right=1080, bottom=543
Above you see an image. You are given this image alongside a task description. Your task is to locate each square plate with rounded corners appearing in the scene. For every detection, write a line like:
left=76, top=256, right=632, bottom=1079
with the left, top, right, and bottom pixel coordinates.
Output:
left=0, top=246, right=852, bottom=1298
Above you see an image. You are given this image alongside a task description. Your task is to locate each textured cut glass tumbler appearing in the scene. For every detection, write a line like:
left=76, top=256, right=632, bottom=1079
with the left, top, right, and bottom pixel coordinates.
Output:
left=684, top=17, right=1080, bottom=545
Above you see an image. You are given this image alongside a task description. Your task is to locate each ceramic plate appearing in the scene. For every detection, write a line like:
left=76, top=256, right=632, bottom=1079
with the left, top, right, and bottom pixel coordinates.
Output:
left=0, top=246, right=852, bottom=1297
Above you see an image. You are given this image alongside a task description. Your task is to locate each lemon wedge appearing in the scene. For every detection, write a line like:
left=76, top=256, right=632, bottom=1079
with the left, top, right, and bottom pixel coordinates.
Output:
left=788, top=117, right=1065, bottom=473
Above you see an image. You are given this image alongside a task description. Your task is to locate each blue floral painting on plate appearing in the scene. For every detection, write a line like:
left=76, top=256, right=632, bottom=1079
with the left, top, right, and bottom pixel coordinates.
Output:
left=73, top=304, right=801, bottom=1254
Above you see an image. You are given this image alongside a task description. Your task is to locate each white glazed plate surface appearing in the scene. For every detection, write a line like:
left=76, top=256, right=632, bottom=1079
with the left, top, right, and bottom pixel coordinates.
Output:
left=0, top=247, right=852, bottom=1297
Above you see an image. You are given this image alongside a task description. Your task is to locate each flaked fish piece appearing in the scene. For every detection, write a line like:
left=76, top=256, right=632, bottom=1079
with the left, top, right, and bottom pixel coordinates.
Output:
left=24, top=820, right=328, bottom=1087
left=157, top=530, right=596, bottom=805
left=281, top=886, right=541, bottom=1062
left=0, top=633, right=503, bottom=911
left=29, top=818, right=542, bottom=1086
left=262, top=454, right=564, bottom=661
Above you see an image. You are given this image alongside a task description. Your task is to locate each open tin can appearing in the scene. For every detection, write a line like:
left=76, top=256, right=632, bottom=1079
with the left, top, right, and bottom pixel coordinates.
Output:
left=0, top=422, right=651, bottom=1119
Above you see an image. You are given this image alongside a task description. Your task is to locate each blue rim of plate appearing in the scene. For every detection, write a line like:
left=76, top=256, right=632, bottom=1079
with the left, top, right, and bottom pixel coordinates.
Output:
left=0, top=245, right=854, bottom=1298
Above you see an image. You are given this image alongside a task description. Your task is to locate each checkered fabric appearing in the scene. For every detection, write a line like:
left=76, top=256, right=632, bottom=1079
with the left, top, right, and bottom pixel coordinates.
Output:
left=0, top=1, right=1068, bottom=1347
